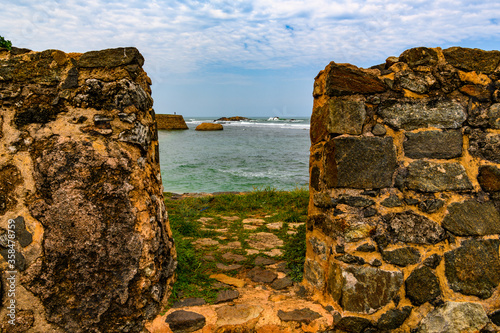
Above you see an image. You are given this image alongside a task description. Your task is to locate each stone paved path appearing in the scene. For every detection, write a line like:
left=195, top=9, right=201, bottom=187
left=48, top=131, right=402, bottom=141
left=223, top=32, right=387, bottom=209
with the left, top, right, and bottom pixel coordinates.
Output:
left=146, top=193, right=333, bottom=332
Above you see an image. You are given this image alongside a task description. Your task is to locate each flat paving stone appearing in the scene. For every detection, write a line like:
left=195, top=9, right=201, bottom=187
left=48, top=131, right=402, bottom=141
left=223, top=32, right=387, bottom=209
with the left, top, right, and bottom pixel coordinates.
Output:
left=247, top=266, right=278, bottom=283
left=244, top=225, right=259, bottom=230
left=266, top=222, right=283, bottom=230
left=263, top=249, right=283, bottom=257
left=271, top=277, right=293, bottom=290
left=216, top=263, right=243, bottom=271
left=255, top=256, right=277, bottom=266
left=277, top=308, right=322, bottom=323
left=210, top=274, right=245, bottom=288
left=215, top=289, right=240, bottom=304
left=193, top=238, right=219, bottom=247
left=165, top=310, right=206, bottom=333
left=242, top=218, right=266, bottom=225
left=220, top=241, right=242, bottom=250
left=222, top=252, right=247, bottom=262
left=216, top=304, right=263, bottom=326
left=247, top=232, right=283, bottom=250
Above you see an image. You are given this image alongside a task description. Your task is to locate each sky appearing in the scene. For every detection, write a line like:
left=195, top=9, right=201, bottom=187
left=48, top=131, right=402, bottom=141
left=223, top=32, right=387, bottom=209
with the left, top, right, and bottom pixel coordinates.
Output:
left=1, top=0, right=500, bottom=118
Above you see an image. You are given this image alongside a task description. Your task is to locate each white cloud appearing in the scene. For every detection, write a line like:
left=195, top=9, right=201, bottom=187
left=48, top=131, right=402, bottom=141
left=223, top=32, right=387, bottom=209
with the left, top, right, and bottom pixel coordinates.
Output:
left=1, top=0, right=500, bottom=78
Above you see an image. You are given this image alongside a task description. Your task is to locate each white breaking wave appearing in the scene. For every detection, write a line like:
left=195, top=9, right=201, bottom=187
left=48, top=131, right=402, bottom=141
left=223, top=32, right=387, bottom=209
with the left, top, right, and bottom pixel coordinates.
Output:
left=185, top=118, right=310, bottom=130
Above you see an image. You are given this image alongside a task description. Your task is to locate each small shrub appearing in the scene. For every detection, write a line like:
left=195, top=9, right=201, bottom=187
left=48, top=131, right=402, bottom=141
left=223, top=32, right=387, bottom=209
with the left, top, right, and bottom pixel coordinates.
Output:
left=0, top=36, right=12, bottom=50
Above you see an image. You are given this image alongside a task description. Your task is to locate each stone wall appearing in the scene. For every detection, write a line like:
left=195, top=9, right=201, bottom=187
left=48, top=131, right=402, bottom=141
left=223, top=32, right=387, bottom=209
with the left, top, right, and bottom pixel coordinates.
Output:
left=307, top=47, right=500, bottom=332
left=0, top=47, right=176, bottom=332
left=156, top=114, right=188, bottom=130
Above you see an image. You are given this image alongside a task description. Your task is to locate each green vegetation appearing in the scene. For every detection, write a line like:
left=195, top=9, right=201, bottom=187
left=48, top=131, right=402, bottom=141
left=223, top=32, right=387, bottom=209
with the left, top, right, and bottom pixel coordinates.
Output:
left=164, top=187, right=309, bottom=306
left=0, top=36, right=12, bottom=50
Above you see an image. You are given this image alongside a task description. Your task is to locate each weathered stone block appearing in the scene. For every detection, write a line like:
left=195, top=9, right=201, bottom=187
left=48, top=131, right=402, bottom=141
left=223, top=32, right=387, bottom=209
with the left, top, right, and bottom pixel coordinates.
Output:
left=478, top=165, right=500, bottom=192
left=377, top=307, right=412, bottom=331
left=405, top=266, right=441, bottom=305
left=382, top=247, right=421, bottom=267
left=405, top=161, right=473, bottom=192
left=399, top=47, right=439, bottom=68
left=325, top=63, right=386, bottom=96
left=378, top=99, right=466, bottom=130
left=404, top=130, right=463, bottom=159
left=444, top=239, right=500, bottom=299
left=328, top=137, right=397, bottom=189
left=335, top=316, right=372, bottom=333
left=165, top=310, right=206, bottom=333
left=341, top=266, right=403, bottom=313
left=469, top=130, right=500, bottom=163
left=325, top=98, right=366, bottom=135
left=488, top=103, right=500, bottom=128
left=304, top=258, right=325, bottom=289
left=442, top=200, right=500, bottom=236
left=382, top=211, right=446, bottom=245
left=417, top=301, right=489, bottom=333
left=77, top=47, right=145, bottom=68
left=443, top=46, right=500, bottom=74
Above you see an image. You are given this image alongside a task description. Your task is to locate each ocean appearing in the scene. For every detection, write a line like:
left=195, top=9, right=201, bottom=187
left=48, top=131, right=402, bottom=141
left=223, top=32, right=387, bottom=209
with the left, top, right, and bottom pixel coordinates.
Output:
left=158, top=117, right=311, bottom=193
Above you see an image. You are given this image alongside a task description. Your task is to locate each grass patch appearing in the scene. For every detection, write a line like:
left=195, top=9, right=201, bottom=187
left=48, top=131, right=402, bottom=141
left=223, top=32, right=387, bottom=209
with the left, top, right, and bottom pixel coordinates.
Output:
left=164, top=187, right=309, bottom=307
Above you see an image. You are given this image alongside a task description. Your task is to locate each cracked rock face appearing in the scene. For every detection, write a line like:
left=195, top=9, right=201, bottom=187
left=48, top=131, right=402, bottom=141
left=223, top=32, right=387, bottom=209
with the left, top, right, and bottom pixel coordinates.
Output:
left=0, top=47, right=175, bottom=332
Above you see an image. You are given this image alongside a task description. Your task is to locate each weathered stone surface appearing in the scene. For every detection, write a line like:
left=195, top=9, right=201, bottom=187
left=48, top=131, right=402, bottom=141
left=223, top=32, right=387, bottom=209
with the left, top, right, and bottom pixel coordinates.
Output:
left=215, top=263, right=242, bottom=271
left=78, top=47, right=145, bottom=68
left=488, top=103, right=500, bottom=128
left=381, top=194, right=403, bottom=207
left=335, top=253, right=365, bottom=265
left=247, top=266, right=277, bottom=283
left=156, top=114, right=189, bottom=130
left=378, top=99, right=466, bottom=130
left=247, top=232, right=283, bottom=250
left=222, top=252, right=247, bottom=263
left=416, top=301, right=489, bottom=333
left=423, top=254, right=442, bottom=269
left=459, top=84, right=491, bottom=101
left=405, top=266, right=441, bottom=305
left=209, top=274, right=245, bottom=288
left=377, top=306, right=412, bottom=330
left=326, top=63, right=386, bottom=96
left=382, top=247, right=421, bottom=267
left=356, top=243, right=376, bottom=252
left=277, top=308, right=321, bottom=323
left=215, top=304, right=263, bottom=326
left=404, top=130, right=463, bottom=159
left=325, top=98, right=366, bottom=135
left=304, top=258, right=325, bottom=289
left=442, top=200, right=500, bottom=236
left=215, top=289, right=239, bottom=304
left=382, top=211, right=447, bottom=245
left=399, top=47, right=439, bottom=68
left=405, top=161, right=473, bottom=192
left=172, top=298, right=206, bottom=308
left=0, top=165, right=22, bottom=215
left=335, top=316, right=372, bottom=333
left=254, top=256, right=276, bottom=266
left=165, top=310, right=206, bottom=333
left=326, top=262, right=343, bottom=302
left=371, top=123, right=387, bottom=136
left=271, top=277, right=293, bottom=290
left=443, top=46, right=500, bottom=74
left=444, top=239, right=500, bottom=299
left=418, top=199, right=445, bottom=213
left=335, top=195, right=375, bottom=207
left=309, top=237, right=327, bottom=257
left=329, top=137, right=397, bottom=189
left=0, top=310, right=35, bottom=332
left=341, top=266, right=403, bottom=313
left=478, top=165, right=500, bottom=191
left=195, top=122, right=223, bottom=131
left=469, top=130, right=500, bottom=163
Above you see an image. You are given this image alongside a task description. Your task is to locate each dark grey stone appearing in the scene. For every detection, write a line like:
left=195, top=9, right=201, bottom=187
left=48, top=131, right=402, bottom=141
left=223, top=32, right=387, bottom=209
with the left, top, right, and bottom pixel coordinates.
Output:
left=326, top=98, right=366, bottom=135
left=119, top=121, right=152, bottom=152
left=247, top=266, right=277, bottom=283
left=331, top=137, right=397, bottom=189
left=271, top=277, right=293, bottom=290
left=382, top=247, right=421, bottom=267
left=371, top=123, right=387, bottom=136
left=399, top=47, right=439, bottom=68
left=418, top=199, right=445, bottom=213
left=313, top=192, right=335, bottom=208
left=381, top=194, right=403, bottom=208
left=371, top=259, right=382, bottom=267
left=404, top=130, right=463, bottom=159
left=254, top=256, right=276, bottom=266
left=0, top=248, right=26, bottom=271
left=172, top=298, right=206, bottom=308
left=335, top=244, right=345, bottom=254
left=361, top=190, right=380, bottom=197
left=442, top=200, right=500, bottom=236
left=444, top=239, right=500, bottom=299
left=335, top=253, right=365, bottom=265
left=405, top=161, right=473, bottom=192
left=378, top=99, right=466, bottom=130
left=469, top=130, right=500, bottom=163
left=165, top=310, right=206, bottom=333
left=341, top=266, right=403, bottom=313
left=363, top=207, right=377, bottom=218
left=336, top=195, right=375, bottom=208
left=310, top=237, right=327, bottom=256
left=356, top=243, right=376, bottom=252
left=335, top=316, right=372, bottom=333
left=383, top=211, right=447, bottom=244
left=11, top=216, right=33, bottom=248
left=61, top=67, right=79, bottom=89
left=488, top=103, right=500, bottom=128
left=443, top=46, right=500, bottom=74
left=423, top=254, right=442, bottom=269
left=215, top=290, right=239, bottom=304
left=78, top=47, right=145, bottom=68
left=405, top=266, right=441, bottom=305
left=377, top=306, right=412, bottom=330
left=277, top=308, right=321, bottom=323
left=325, top=63, right=386, bottom=96
left=404, top=198, right=420, bottom=205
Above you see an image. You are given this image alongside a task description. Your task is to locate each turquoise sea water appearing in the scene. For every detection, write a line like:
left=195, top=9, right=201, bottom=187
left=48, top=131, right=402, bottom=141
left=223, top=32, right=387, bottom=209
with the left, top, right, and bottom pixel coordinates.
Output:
left=158, top=117, right=310, bottom=193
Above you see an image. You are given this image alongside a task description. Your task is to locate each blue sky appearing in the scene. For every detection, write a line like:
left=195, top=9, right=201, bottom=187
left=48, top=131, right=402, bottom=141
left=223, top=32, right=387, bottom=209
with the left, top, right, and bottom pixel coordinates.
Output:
left=2, top=0, right=500, bottom=117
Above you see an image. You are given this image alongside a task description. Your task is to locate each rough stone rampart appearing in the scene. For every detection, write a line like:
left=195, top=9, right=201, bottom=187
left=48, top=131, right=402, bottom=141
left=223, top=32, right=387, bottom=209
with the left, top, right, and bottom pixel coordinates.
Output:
left=308, top=47, right=500, bottom=332
left=0, top=47, right=176, bottom=332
